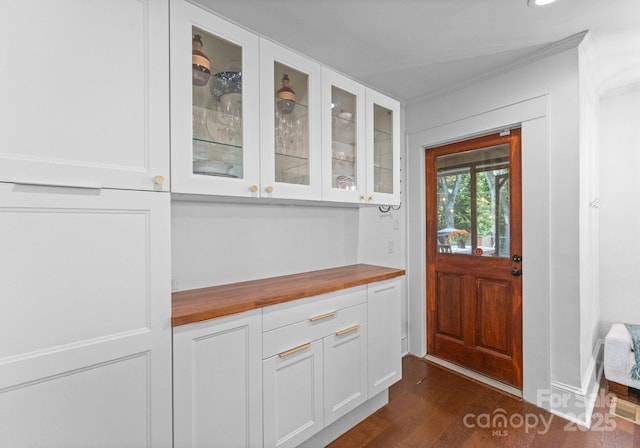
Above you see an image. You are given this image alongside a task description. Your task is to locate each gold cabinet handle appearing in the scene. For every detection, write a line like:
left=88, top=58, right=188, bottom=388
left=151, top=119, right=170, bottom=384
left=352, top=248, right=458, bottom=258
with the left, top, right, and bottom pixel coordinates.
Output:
left=153, top=175, right=165, bottom=186
left=368, top=196, right=374, bottom=201
left=265, top=185, right=274, bottom=193
left=309, top=311, right=337, bottom=322
left=249, top=184, right=258, bottom=193
left=360, top=195, right=366, bottom=200
left=279, top=342, right=311, bottom=357
left=336, top=324, right=360, bottom=336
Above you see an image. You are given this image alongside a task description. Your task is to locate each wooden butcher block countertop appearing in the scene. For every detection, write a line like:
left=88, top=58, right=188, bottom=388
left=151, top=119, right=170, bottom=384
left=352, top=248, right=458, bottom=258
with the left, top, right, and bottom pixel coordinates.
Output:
left=172, top=264, right=405, bottom=327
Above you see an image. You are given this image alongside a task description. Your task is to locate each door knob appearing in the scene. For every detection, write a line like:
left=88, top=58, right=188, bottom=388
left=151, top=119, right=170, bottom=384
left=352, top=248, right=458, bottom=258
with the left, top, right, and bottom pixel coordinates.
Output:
left=511, top=268, right=522, bottom=276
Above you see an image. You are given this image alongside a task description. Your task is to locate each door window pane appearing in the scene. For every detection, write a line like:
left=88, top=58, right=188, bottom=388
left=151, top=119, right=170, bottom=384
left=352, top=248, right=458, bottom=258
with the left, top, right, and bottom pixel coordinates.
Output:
left=435, top=144, right=510, bottom=257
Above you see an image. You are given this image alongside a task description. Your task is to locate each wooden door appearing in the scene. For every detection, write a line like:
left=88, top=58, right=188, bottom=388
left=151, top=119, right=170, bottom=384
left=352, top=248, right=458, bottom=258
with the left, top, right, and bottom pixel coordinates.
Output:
left=426, top=130, right=523, bottom=388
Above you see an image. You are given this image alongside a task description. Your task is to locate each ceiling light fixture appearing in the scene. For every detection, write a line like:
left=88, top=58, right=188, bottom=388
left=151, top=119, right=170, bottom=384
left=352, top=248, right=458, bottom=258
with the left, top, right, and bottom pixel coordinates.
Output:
left=528, top=0, right=557, bottom=7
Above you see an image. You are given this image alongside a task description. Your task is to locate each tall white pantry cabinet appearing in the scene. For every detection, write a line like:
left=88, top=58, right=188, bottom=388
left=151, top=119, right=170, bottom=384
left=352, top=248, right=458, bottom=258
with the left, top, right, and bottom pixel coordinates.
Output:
left=0, top=1, right=172, bottom=447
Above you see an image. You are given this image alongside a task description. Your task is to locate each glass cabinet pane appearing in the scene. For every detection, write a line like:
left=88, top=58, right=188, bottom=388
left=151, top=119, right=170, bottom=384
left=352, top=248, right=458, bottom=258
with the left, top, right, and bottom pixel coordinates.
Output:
left=273, top=62, right=310, bottom=185
left=192, top=26, right=244, bottom=179
left=330, top=86, right=357, bottom=191
left=373, top=104, right=394, bottom=194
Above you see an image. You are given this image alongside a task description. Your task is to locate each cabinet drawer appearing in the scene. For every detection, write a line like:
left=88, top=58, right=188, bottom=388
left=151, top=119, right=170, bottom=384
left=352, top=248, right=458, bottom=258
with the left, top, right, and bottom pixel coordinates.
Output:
left=263, top=303, right=366, bottom=359
left=262, top=285, right=366, bottom=332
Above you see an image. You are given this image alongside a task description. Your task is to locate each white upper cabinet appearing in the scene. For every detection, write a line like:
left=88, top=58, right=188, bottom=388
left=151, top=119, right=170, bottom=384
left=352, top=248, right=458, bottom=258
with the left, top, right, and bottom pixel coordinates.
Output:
left=365, top=89, right=401, bottom=206
left=260, top=39, right=322, bottom=201
left=170, top=0, right=260, bottom=197
left=0, top=0, right=170, bottom=192
left=168, top=3, right=401, bottom=204
left=321, top=68, right=367, bottom=203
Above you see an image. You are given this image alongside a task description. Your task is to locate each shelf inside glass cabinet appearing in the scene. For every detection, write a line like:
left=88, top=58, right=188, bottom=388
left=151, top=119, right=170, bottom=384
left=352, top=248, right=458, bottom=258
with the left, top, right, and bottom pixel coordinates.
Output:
left=193, top=138, right=243, bottom=178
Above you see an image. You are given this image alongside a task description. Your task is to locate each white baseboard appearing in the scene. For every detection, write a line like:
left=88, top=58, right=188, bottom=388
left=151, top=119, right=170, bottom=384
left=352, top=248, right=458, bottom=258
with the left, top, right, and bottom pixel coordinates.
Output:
left=401, top=336, right=408, bottom=356
left=543, top=339, right=605, bottom=428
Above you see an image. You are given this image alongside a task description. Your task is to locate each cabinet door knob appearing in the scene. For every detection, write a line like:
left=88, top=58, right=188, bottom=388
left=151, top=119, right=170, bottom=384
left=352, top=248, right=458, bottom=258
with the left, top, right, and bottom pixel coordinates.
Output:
left=360, top=195, right=366, bottom=201
left=265, top=185, right=274, bottom=194
left=368, top=196, right=374, bottom=201
left=249, top=185, right=258, bottom=193
left=153, top=175, right=165, bottom=186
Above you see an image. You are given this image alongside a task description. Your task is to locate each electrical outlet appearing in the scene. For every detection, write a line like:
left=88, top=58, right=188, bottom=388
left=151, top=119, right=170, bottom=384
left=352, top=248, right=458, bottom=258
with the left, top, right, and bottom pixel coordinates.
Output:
left=387, top=240, right=394, bottom=254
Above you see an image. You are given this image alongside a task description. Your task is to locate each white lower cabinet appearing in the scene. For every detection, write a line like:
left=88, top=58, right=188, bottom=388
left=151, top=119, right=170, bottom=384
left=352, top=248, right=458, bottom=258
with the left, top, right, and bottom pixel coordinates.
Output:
left=173, top=309, right=263, bottom=448
left=367, top=278, right=403, bottom=397
left=263, top=340, right=324, bottom=448
left=172, top=277, right=403, bottom=448
left=262, top=288, right=369, bottom=448
left=323, top=323, right=368, bottom=425
left=0, top=185, right=172, bottom=447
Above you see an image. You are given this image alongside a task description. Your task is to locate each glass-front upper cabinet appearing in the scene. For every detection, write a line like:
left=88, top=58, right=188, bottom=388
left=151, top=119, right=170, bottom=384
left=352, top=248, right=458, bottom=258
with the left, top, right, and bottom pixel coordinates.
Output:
left=365, top=89, right=401, bottom=206
left=321, top=68, right=366, bottom=203
left=170, top=0, right=260, bottom=197
left=259, top=39, right=322, bottom=201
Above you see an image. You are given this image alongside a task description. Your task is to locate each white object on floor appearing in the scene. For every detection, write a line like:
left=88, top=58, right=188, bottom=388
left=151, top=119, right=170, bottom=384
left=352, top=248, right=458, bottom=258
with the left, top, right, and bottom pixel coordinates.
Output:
left=604, top=323, right=640, bottom=390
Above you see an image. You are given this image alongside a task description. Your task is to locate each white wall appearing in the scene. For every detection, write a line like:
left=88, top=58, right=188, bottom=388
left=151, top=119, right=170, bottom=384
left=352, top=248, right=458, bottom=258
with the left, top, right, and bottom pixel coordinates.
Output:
left=599, top=84, right=640, bottom=334
left=405, top=37, right=592, bottom=409
left=578, top=35, right=602, bottom=383
left=171, top=200, right=359, bottom=290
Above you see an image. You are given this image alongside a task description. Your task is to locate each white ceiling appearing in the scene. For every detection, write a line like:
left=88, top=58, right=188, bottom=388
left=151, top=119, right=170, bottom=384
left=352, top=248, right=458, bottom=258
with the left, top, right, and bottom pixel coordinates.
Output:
left=193, top=0, right=640, bottom=103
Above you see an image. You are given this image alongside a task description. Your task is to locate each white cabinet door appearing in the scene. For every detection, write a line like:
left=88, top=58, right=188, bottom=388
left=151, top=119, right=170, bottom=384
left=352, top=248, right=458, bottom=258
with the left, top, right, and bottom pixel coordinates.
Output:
left=0, top=0, right=170, bottom=192
left=170, top=0, right=261, bottom=197
left=0, top=184, right=172, bottom=447
left=263, top=340, right=323, bottom=448
left=367, top=277, right=403, bottom=397
left=260, top=39, right=322, bottom=201
left=321, top=68, right=366, bottom=203
left=365, top=89, right=401, bottom=206
left=323, top=323, right=368, bottom=426
left=173, top=310, right=263, bottom=448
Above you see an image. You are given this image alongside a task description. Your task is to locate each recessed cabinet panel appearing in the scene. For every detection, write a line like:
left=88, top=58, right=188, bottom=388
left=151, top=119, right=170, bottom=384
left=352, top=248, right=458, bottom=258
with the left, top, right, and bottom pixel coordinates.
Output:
left=260, top=39, right=322, bottom=201
left=263, top=340, right=324, bottom=448
left=171, top=0, right=260, bottom=197
left=173, top=310, right=263, bottom=448
left=367, top=278, right=402, bottom=397
left=323, top=324, right=368, bottom=426
left=0, top=0, right=169, bottom=191
left=1, top=205, right=149, bottom=357
left=321, top=68, right=366, bottom=203
left=0, top=354, right=151, bottom=447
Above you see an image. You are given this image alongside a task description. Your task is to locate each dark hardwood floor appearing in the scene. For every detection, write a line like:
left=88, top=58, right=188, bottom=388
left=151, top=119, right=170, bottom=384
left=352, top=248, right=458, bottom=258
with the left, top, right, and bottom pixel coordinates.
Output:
left=328, top=355, right=640, bottom=447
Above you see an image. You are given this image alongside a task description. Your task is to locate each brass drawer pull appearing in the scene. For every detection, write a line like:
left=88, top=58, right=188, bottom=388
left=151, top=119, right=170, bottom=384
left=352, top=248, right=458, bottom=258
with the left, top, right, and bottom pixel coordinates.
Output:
left=336, top=324, right=360, bottom=336
left=279, top=342, right=311, bottom=358
left=309, top=311, right=337, bottom=322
